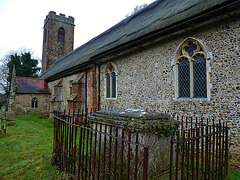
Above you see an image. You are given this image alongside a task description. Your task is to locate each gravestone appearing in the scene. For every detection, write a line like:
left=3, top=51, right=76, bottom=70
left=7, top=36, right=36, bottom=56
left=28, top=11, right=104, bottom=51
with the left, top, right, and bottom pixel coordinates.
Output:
left=6, top=110, right=15, bottom=121
left=90, top=108, right=180, bottom=178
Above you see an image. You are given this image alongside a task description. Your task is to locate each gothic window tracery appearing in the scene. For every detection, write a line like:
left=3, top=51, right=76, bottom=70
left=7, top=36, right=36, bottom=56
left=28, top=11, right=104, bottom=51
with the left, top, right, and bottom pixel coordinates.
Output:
left=176, top=39, right=207, bottom=99
left=105, top=63, right=117, bottom=99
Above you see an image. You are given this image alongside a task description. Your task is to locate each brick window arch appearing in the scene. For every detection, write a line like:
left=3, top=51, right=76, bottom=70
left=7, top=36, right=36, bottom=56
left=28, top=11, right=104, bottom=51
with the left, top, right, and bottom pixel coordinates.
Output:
left=32, top=97, right=38, bottom=108
left=58, top=28, right=65, bottom=43
left=175, top=38, right=210, bottom=99
left=105, top=63, right=117, bottom=99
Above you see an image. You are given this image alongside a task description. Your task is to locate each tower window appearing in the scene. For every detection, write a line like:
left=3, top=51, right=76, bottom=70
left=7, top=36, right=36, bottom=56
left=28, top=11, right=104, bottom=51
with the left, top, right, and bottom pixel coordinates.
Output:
left=58, top=28, right=65, bottom=43
left=44, top=28, right=47, bottom=43
left=32, top=97, right=38, bottom=108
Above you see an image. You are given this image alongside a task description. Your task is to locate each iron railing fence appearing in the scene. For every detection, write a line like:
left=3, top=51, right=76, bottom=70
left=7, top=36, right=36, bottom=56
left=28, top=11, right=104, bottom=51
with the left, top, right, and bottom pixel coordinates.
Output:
left=53, top=109, right=149, bottom=180
left=53, top=109, right=229, bottom=180
left=169, top=117, right=229, bottom=180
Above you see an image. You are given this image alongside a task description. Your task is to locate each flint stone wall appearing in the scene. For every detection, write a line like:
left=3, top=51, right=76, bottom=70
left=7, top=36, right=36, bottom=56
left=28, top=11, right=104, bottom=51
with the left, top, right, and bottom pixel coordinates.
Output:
left=99, top=11, right=240, bottom=157
left=13, top=94, right=50, bottom=115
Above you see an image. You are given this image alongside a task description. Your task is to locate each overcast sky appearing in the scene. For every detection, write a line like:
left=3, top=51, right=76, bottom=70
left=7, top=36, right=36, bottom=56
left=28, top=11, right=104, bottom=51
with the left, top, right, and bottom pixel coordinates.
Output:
left=0, top=0, right=156, bottom=62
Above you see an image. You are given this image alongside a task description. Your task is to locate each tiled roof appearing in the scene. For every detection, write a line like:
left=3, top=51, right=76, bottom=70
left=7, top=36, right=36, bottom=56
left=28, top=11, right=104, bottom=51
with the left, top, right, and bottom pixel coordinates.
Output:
left=16, top=77, right=50, bottom=94
left=41, top=0, right=239, bottom=81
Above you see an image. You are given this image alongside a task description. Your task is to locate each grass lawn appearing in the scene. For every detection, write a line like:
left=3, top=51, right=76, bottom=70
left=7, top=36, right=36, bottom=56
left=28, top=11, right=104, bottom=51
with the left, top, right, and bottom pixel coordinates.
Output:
left=0, top=113, right=239, bottom=180
left=228, top=170, right=240, bottom=180
left=0, top=114, right=62, bottom=180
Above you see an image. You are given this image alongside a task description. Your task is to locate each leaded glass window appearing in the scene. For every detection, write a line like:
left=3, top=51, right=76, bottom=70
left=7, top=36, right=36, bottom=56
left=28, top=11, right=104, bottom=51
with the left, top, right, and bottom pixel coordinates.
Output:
left=105, top=63, right=117, bottom=98
left=176, top=39, right=208, bottom=99
left=178, top=58, right=190, bottom=98
left=112, top=72, right=116, bottom=98
left=106, top=73, right=110, bottom=98
left=193, top=55, right=207, bottom=98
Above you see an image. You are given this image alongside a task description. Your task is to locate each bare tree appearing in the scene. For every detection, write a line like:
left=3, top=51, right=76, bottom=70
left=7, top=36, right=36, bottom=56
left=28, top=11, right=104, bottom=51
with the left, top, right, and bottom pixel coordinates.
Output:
left=124, top=3, right=148, bottom=18
left=0, top=54, right=11, bottom=94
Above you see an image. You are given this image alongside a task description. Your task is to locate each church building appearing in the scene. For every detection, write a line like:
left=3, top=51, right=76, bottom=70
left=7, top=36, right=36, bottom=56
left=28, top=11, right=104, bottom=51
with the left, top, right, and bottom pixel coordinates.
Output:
left=9, top=67, right=50, bottom=115
left=41, top=0, right=240, bottom=156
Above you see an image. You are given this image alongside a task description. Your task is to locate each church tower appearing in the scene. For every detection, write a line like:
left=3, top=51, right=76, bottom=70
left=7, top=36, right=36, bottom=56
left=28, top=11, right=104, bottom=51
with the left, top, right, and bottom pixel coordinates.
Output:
left=42, top=11, right=74, bottom=74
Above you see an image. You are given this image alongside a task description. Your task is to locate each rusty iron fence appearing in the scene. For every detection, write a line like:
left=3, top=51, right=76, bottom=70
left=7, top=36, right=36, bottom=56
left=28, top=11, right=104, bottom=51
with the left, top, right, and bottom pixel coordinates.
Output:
left=53, top=110, right=229, bottom=180
left=169, top=117, right=229, bottom=180
left=53, top=110, right=149, bottom=179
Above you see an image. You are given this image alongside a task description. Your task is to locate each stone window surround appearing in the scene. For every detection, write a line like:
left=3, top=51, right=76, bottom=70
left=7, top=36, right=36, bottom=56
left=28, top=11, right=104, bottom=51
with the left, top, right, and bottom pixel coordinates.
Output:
left=104, top=62, right=117, bottom=100
left=31, top=97, right=38, bottom=108
left=58, top=27, right=65, bottom=43
left=172, top=37, right=213, bottom=101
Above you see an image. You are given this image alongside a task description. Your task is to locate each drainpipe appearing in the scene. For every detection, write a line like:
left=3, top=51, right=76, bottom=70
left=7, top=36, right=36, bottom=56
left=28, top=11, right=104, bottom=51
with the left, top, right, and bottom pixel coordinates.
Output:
left=85, top=71, right=87, bottom=113
left=98, top=65, right=101, bottom=110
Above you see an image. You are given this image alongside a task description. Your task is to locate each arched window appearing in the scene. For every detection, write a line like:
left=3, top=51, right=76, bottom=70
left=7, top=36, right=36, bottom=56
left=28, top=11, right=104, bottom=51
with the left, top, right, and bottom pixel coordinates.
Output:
left=175, top=39, right=208, bottom=99
left=44, top=28, right=47, bottom=43
left=32, top=97, right=38, bottom=108
left=105, top=63, right=117, bottom=99
left=58, top=28, right=65, bottom=43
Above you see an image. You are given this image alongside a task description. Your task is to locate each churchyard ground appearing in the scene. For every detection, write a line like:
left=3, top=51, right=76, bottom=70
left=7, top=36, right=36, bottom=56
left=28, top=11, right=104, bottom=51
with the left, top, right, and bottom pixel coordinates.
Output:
left=0, top=114, right=64, bottom=179
left=0, top=113, right=239, bottom=179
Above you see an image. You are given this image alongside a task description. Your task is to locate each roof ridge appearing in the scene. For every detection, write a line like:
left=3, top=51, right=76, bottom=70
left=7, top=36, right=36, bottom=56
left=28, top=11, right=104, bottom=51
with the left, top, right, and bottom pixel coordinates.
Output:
left=16, top=77, right=44, bottom=80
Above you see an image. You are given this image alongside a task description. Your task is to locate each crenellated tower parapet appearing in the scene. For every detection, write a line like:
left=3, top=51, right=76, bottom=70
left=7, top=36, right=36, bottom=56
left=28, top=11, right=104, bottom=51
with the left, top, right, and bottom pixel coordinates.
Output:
left=42, top=11, right=75, bottom=74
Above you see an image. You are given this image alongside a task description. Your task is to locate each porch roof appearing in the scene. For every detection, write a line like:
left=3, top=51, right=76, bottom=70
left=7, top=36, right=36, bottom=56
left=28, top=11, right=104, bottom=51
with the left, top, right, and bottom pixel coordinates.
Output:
left=16, top=77, right=50, bottom=94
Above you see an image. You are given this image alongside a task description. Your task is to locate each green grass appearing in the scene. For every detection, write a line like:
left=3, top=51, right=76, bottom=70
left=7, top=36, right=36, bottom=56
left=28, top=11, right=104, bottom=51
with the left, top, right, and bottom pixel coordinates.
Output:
left=228, top=169, right=240, bottom=180
left=0, top=113, right=239, bottom=180
left=0, top=114, right=62, bottom=180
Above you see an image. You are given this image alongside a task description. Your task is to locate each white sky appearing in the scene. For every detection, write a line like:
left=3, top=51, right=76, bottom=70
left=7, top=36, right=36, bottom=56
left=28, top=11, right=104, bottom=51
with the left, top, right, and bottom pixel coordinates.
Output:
left=0, top=0, right=156, bottom=61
